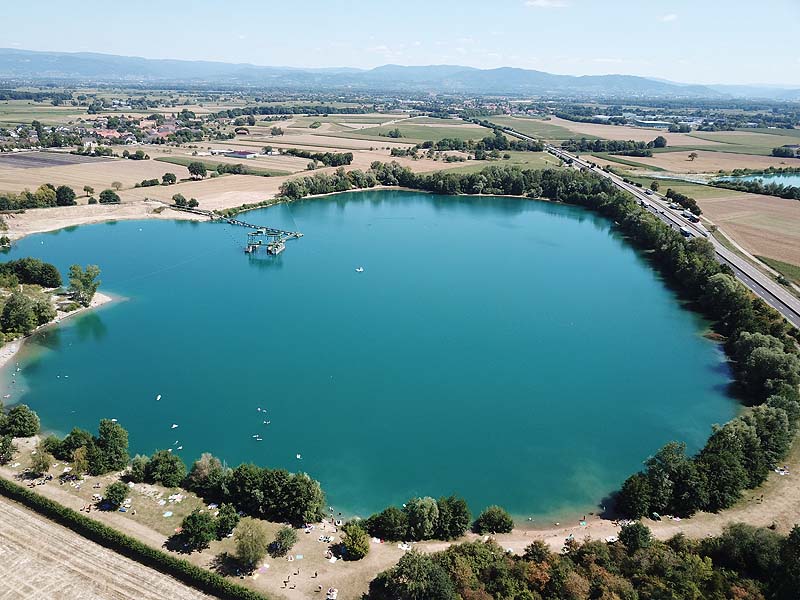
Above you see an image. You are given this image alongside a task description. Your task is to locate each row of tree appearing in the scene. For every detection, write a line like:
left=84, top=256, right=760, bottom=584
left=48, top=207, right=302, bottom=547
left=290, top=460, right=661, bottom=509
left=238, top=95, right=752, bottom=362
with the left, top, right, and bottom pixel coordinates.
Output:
left=0, top=183, right=78, bottom=210
left=664, top=187, right=703, bottom=215
left=368, top=522, right=800, bottom=600
left=771, top=146, right=799, bottom=158
left=561, top=136, right=668, bottom=157
left=712, top=178, right=800, bottom=201
left=281, top=148, right=354, bottom=167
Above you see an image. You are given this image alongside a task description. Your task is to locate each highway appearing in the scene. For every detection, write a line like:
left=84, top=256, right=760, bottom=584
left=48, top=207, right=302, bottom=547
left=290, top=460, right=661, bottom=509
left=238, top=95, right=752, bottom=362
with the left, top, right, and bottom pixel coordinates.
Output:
left=509, top=127, right=800, bottom=329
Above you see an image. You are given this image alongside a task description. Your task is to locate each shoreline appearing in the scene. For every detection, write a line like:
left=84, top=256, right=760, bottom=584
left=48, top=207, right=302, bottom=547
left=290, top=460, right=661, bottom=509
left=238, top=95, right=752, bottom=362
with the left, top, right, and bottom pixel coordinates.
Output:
left=0, top=290, right=115, bottom=373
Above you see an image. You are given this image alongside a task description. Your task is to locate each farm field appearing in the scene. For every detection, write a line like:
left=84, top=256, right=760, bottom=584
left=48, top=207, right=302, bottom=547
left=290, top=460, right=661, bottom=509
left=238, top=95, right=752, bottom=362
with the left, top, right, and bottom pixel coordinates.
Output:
left=757, top=256, right=800, bottom=285
left=326, top=121, right=490, bottom=143
left=545, top=116, right=711, bottom=146
left=0, top=101, right=87, bottom=125
left=0, top=151, right=112, bottom=169
left=442, top=151, right=561, bottom=174
left=0, top=496, right=214, bottom=600
left=687, top=130, right=800, bottom=156
left=625, top=174, right=800, bottom=265
left=621, top=150, right=800, bottom=174
left=486, top=115, right=581, bottom=140
left=0, top=156, right=191, bottom=194
left=154, top=155, right=292, bottom=177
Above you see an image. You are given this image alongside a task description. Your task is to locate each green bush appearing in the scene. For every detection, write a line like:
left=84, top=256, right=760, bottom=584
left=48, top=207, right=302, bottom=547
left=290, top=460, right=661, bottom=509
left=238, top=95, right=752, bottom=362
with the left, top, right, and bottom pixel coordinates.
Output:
left=473, top=505, right=514, bottom=534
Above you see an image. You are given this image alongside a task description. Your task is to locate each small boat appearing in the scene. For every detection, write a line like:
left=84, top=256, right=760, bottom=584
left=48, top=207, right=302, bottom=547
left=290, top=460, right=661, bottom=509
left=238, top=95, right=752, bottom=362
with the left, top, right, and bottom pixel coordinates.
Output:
left=2, top=394, right=9, bottom=399
left=177, top=446, right=183, bottom=450
left=156, top=394, right=162, bottom=401
left=111, top=419, right=118, bottom=423
left=171, top=424, right=179, bottom=429
left=264, top=420, right=270, bottom=425
left=355, top=267, right=364, bottom=273
left=296, top=454, right=302, bottom=459
left=252, top=435, right=258, bottom=438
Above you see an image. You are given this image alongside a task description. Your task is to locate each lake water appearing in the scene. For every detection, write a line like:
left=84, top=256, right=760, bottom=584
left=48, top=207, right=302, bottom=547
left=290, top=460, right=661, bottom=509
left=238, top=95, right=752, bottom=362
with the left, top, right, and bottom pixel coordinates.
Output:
left=726, top=173, right=800, bottom=186
left=1, top=190, right=736, bottom=520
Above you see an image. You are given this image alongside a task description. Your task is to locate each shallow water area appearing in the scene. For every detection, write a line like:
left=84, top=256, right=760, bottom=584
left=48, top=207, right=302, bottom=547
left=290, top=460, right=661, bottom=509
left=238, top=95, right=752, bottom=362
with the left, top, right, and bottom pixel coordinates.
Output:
left=2, top=190, right=736, bottom=519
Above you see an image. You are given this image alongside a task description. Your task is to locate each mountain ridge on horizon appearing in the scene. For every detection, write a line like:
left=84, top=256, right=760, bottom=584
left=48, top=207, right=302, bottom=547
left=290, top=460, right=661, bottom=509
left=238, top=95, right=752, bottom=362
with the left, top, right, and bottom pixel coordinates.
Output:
left=0, top=48, right=798, bottom=100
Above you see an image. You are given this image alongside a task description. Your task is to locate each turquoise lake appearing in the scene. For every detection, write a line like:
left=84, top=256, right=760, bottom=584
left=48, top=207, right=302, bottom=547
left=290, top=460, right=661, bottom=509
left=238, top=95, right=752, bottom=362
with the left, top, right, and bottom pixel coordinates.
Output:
left=727, top=173, right=800, bottom=186
left=1, top=190, right=737, bottom=520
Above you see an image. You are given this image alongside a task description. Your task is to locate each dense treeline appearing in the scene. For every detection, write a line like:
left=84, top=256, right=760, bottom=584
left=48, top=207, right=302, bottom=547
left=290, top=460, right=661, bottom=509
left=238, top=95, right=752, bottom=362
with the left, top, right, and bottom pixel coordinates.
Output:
left=43, top=419, right=130, bottom=476
left=561, top=136, right=667, bottom=157
left=364, top=496, right=472, bottom=542
left=772, top=146, right=798, bottom=159
left=0, top=257, right=62, bottom=288
left=0, top=183, right=80, bottom=210
left=368, top=522, right=800, bottom=600
left=712, top=178, right=800, bottom=201
left=282, top=148, right=354, bottom=166
left=421, top=130, right=543, bottom=156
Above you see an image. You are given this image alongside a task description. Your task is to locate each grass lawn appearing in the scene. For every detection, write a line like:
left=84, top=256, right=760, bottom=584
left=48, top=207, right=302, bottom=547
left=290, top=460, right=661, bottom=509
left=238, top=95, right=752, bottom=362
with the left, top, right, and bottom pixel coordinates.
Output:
left=756, top=256, right=800, bottom=286
left=591, top=153, right=667, bottom=171
left=154, top=156, right=290, bottom=177
left=485, top=116, right=585, bottom=141
left=626, top=176, right=736, bottom=199
left=441, top=151, right=562, bottom=174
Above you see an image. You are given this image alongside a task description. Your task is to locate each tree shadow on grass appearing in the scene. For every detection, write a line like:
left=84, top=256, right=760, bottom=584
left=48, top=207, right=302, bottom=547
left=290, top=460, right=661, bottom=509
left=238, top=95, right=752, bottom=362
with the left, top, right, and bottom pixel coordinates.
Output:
left=209, top=552, right=248, bottom=578
left=163, top=533, right=192, bottom=555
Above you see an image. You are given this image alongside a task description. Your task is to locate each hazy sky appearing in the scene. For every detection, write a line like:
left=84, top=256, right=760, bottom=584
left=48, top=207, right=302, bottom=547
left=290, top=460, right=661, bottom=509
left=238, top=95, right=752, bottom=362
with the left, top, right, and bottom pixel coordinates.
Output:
left=2, top=0, right=798, bottom=85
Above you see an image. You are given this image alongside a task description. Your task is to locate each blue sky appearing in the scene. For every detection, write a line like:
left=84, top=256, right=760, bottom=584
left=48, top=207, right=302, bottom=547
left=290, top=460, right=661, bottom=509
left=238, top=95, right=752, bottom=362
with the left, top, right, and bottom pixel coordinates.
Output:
left=2, top=0, right=798, bottom=85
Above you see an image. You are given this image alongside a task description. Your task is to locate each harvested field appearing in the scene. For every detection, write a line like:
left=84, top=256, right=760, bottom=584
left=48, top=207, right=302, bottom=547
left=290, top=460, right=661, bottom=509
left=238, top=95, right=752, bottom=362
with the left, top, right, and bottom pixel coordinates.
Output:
left=687, top=130, right=800, bottom=156
left=0, top=496, right=211, bottom=600
left=154, top=156, right=291, bottom=177
left=698, top=192, right=800, bottom=265
left=627, top=150, right=800, bottom=174
left=0, top=151, right=112, bottom=169
left=0, top=158, right=191, bottom=194
left=327, top=122, right=489, bottom=143
left=486, top=116, right=580, bottom=140
left=246, top=132, right=412, bottom=150
left=547, top=116, right=719, bottom=146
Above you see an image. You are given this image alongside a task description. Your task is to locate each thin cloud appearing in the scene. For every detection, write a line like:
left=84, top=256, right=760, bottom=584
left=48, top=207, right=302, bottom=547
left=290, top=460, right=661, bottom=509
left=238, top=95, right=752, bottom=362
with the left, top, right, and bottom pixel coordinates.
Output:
left=660, top=13, right=678, bottom=22
left=525, top=0, right=569, bottom=8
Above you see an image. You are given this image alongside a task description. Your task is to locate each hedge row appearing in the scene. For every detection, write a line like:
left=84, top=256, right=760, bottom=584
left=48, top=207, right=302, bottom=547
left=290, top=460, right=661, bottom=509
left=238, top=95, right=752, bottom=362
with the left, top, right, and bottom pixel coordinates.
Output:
left=0, top=477, right=268, bottom=600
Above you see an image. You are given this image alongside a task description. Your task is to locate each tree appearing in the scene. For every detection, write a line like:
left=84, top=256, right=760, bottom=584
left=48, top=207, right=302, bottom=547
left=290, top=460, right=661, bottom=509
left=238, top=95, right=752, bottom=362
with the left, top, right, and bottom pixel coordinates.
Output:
left=98, top=189, right=120, bottom=204
left=32, top=298, right=56, bottom=326
left=55, top=185, right=77, bottom=206
left=181, top=509, right=217, bottom=551
left=366, top=506, right=409, bottom=541
left=340, top=521, right=370, bottom=560
left=68, top=264, right=101, bottom=307
left=95, top=418, right=129, bottom=473
left=368, top=551, right=458, bottom=600
left=0, top=292, right=37, bottom=335
left=83, top=185, right=94, bottom=197
left=777, top=526, right=800, bottom=600
left=171, top=193, right=187, bottom=207
left=473, top=505, right=514, bottom=534
left=650, top=180, right=660, bottom=192
left=269, top=525, right=298, bottom=557
left=405, top=497, right=439, bottom=541
left=234, top=517, right=270, bottom=569
left=144, top=449, right=186, bottom=487
left=111, top=181, right=123, bottom=191
left=270, top=127, right=284, bottom=136
left=435, top=496, right=471, bottom=540
left=0, top=434, right=15, bottom=464
left=616, top=472, right=651, bottom=518
left=619, top=521, right=652, bottom=554
left=187, top=162, right=207, bottom=179
left=71, top=446, right=88, bottom=474
left=3, top=404, right=40, bottom=437
left=185, top=452, right=226, bottom=499
left=103, top=481, right=128, bottom=509
left=161, top=172, right=177, bottom=185
left=30, top=443, right=52, bottom=476
left=652, top=136, right=668, bottom=148
left=216, top=503, right=240, bottom=539
left=187, top=198, right=199, bottom=208
left=688, top=152, right=699, bottom=161
left=129, top=454, right=149, bottom=482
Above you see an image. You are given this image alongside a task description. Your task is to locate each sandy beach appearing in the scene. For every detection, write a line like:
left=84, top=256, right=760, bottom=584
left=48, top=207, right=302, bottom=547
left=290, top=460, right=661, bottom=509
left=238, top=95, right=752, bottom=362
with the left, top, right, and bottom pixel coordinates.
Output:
left=0, top=290, right=115, bottom=373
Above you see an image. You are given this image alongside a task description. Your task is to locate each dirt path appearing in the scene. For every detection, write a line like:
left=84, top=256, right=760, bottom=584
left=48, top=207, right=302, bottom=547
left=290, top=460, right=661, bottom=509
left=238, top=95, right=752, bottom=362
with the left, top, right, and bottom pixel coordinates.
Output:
left=0, top=496, right=210, bottom=600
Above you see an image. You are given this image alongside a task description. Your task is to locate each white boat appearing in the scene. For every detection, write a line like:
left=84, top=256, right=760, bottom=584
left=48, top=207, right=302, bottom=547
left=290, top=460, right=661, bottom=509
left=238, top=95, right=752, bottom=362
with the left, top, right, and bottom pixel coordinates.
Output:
left=355, top=267, right=364, bottom=273
left=156, top=394, right=162, bottom=401
left=171, top=424, right=178, bottom=429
